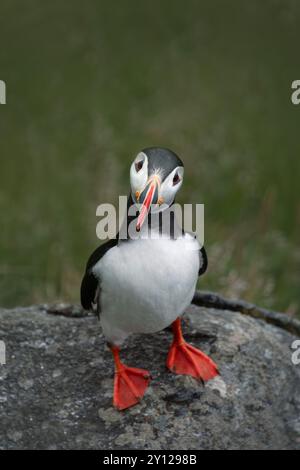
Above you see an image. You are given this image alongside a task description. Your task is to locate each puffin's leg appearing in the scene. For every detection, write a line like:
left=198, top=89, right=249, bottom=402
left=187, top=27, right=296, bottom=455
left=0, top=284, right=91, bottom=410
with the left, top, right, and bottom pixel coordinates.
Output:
left=166, top=318, right=219, bottom=381
left=109, top=344, right=151, bottom=410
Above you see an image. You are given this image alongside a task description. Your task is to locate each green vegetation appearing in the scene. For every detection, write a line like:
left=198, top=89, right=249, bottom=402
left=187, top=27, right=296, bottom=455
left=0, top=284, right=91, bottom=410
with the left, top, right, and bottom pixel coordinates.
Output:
left=0, top=0, right=299, bottom=314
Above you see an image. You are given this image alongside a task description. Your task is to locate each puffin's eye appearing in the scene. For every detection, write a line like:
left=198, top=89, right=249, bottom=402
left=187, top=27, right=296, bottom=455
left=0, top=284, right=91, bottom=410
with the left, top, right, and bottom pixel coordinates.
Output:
left=173, top=172, right=180, bottom=185
left=135, top=159, right=144, bottom=172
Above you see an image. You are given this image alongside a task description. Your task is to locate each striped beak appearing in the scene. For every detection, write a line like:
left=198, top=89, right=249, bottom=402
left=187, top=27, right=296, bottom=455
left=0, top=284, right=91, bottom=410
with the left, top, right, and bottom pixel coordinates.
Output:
left=136, top=177, right=160, bottom=232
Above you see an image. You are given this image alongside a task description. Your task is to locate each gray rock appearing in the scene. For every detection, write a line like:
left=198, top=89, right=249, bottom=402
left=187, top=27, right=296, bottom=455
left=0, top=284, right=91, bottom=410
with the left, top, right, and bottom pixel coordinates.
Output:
left=0, top=304, right=299, bottom=450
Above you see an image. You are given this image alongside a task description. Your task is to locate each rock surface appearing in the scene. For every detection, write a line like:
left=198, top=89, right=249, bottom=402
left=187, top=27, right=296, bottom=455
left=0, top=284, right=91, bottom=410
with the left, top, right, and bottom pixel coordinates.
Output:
left=0, top=303, right=299, bottom=450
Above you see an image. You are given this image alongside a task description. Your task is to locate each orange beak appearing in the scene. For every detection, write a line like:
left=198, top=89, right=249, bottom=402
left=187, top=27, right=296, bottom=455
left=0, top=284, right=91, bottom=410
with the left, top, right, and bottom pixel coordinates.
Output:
left=136, top=178, right=159, bottom=232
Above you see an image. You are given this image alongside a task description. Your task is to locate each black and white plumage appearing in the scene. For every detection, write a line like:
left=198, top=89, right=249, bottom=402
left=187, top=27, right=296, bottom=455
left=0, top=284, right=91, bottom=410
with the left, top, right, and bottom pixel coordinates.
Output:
left=81, top=147, right=207, bottom=345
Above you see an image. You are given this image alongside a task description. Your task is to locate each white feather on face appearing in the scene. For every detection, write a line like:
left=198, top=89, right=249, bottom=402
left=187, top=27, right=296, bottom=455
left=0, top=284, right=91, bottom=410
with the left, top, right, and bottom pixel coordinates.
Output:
left=130, top=152, right=148, bottom=200
left=159, top=166, right=184, bottom=211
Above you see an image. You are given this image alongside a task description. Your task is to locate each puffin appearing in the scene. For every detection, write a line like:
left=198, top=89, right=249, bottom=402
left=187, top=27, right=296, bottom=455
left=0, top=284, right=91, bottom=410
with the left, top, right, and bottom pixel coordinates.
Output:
left=81, top=147, right=218, bottom=410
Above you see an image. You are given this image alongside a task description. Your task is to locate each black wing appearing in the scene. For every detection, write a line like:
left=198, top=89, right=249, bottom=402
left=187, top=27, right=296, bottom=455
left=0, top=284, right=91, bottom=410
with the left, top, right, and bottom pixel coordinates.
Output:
left=80, top=238, right=118, bottom=312
left=198, top=246, right=208, bottom=276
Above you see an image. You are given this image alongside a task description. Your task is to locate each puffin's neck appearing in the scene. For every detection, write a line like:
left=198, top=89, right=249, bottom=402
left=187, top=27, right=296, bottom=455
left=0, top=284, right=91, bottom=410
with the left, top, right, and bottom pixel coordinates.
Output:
left=118, top=194, right=184, bottom=241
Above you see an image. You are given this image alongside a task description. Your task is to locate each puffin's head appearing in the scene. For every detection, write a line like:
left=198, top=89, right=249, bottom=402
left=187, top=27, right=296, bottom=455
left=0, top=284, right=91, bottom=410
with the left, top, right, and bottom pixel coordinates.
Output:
left=130, top=147, right=184, bottom=231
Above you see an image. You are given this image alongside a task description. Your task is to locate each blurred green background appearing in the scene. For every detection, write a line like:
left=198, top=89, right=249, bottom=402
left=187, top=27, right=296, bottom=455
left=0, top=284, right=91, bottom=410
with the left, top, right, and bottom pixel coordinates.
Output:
left=0, top=0, right=299, bottom=314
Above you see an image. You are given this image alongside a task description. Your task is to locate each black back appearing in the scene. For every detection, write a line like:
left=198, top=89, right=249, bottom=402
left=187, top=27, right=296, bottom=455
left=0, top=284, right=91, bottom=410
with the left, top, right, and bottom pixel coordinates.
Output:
left=199, top=246, right=208, bottom=276
left=80, top=238, right=118, bottom=311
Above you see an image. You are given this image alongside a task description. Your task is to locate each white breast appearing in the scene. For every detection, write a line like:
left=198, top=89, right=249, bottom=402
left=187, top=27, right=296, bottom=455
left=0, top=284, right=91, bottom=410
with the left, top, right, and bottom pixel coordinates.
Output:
left=93, top=234, right=200, bottom=346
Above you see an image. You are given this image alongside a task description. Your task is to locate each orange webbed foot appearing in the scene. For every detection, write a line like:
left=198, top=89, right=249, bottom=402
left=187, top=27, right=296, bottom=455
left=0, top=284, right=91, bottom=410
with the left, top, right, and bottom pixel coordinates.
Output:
left=110, top=345, right=150, bottom=410
left=167, top=340, right=219, bottom=381
left=113, top=364, right=151, bottom=410
left=166, top=318, right=219, bottom=382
